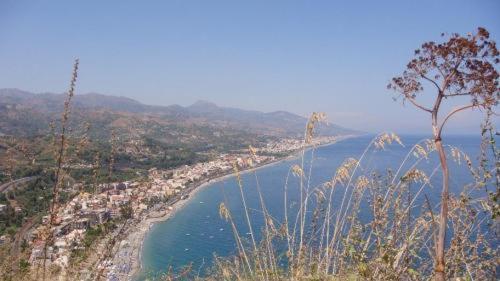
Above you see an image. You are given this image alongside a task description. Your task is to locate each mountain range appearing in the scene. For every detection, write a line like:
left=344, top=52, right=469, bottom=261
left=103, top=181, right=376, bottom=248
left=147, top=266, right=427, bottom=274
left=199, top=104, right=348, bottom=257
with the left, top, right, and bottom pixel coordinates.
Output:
left=0, top=88, right=358, bottom=140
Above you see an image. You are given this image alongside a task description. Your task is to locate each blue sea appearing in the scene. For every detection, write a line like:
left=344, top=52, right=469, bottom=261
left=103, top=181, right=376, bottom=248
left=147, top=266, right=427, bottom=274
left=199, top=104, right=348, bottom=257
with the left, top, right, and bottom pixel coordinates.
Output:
left=137, top=135, right=491, bottom=279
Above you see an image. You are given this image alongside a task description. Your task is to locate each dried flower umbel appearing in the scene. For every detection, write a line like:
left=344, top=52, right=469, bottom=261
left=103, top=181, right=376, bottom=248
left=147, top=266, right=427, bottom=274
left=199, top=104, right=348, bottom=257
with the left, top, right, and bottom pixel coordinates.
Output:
left=389, top=27, right=499, bottom=280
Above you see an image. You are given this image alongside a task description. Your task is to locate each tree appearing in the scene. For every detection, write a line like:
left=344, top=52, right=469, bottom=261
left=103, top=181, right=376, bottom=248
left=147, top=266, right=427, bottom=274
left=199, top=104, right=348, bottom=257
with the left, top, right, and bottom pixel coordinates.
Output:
left=119, top=202, right=133, bottom=219
left=21, top=239, right=28, bottom=252
left=388, top=27, right=499, bottom=281
left=18, top=259, right=30, bottom=273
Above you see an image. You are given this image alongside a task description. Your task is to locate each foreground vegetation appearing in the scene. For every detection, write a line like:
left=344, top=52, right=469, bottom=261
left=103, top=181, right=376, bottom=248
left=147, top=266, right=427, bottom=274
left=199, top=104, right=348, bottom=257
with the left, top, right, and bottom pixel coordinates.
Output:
left=200, top=130, right=497, bottom=281
left=0, top=28, right=498, bottom=281
left=166, top=28, right=499, bottom=281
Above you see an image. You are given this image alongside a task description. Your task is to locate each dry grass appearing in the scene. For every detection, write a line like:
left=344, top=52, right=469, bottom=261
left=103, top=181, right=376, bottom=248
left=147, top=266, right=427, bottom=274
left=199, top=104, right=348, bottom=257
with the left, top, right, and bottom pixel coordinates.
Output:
left=0, top=44, right=496, bottom=280
left=198, top=113, right=498, bottom=281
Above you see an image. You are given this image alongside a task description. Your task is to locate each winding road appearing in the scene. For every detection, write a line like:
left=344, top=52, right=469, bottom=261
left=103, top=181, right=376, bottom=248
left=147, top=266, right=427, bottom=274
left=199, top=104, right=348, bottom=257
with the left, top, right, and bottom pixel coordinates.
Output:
left=0, top=176, right=37, bottom=193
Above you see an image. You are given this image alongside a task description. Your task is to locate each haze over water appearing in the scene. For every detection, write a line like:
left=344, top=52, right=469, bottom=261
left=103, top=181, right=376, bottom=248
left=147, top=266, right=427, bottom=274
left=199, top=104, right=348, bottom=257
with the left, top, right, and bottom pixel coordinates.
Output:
left=138, top=135, right=484, bottom=279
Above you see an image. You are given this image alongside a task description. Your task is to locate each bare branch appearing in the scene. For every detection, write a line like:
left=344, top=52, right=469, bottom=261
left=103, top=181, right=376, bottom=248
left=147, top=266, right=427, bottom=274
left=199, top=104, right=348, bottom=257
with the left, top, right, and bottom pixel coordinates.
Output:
left=438, top=103, right=484, bottom=136
left=444, top=92, right=471, bottom=97
left=420, top=73, right=442, bottom=92
left=406, top=96, right=433, bottom=113
left=436, top=65, right=446, bottom=80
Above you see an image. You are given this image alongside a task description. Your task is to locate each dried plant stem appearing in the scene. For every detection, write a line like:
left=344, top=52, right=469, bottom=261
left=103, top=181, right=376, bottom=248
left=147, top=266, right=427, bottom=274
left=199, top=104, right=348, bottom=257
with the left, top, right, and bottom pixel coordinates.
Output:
left=42, top=58, right=79, bottom=281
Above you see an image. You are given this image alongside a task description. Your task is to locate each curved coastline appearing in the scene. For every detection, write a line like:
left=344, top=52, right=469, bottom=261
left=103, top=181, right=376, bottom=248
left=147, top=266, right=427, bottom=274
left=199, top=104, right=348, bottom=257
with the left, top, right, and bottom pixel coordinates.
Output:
left=109, top=136, right=355, bottom=280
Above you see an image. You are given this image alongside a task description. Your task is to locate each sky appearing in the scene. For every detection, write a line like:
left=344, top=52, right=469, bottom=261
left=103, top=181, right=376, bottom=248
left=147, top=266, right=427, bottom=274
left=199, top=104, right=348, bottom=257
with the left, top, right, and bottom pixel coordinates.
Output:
left=0, top=0, right=498, bottom=134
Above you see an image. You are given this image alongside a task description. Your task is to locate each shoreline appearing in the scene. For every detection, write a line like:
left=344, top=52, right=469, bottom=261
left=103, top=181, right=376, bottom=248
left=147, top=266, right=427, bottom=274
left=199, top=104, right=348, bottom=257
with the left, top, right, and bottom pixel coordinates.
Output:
left=107, top=136, right=356, bottom=280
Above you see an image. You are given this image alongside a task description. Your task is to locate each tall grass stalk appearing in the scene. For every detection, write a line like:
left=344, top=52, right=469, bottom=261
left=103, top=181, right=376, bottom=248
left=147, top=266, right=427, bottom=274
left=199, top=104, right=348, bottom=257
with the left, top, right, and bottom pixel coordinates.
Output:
left=41, top=59, right=79, bottom=281
left=207, top=113, right=498, bottom=281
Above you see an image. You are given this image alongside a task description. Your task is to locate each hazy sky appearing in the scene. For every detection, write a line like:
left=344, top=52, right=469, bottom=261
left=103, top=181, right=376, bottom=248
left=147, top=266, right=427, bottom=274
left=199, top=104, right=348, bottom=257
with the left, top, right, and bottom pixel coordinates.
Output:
left=0, top=0, right=498, bottom=134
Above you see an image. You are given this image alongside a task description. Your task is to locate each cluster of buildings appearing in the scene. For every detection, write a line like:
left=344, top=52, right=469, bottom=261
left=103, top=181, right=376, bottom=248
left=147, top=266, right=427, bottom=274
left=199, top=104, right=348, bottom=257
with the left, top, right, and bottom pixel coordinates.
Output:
left=25, top=135, right=341, bottom=272
left=259, top=136, right=338, bottom=154
left=148, top=153, right=272, bottom=195
left=28, top=181, right=142, bottom=268
left=27, top=152, right=274, bottom=270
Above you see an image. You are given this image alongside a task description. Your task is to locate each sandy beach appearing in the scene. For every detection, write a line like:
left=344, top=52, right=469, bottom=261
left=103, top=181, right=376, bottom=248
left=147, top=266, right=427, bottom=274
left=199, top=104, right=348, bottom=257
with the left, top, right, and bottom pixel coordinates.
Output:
left=105, top=136, right=354, bottom=280
left=106, top=156, right=293, bottom=280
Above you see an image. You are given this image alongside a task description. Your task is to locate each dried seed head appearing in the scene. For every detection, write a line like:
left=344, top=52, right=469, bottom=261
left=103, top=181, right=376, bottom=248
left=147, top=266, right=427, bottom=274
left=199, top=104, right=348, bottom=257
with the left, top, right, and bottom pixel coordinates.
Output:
left=355, top=175, right=370, bottom=189
left=221, top=267, right=231, bottom=279
left=219, top=202, right=231, bottom=221
left=413, top=144, right=428, bottom=159
left=391, top=133, right=404, bottom=146
left=375, top=132, right=404, bottom=149
left=279, top=224, right=287, bottom=238
left=334, top=158, right=358, bottom=185
left=232, top=161, right=240, bottom=174
left=232, top=162, right=243, bottom=187
left=402, top=169, right=429, bottom=184
left=248, top=145, right=257, bottom=158
left=315, top=189, right=326, bottom=202
left=450, top=146, right=462, bottom=164
left=292, top=164, right=304, bottom=178
left=267, top=216, right=277, bottom=234
left=424, top=139, right=435, bottom=152
left=305, top=112, right=327, bottom=143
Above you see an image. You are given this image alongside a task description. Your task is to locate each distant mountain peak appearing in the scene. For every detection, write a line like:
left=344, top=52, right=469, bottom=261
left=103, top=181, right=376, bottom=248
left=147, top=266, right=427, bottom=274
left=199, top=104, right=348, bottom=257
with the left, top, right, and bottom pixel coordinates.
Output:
left=81, top=92, right=140, bottom=102
left=189, top=100, right=218, bottom=108
left=0, top=88, right=360, bottom=137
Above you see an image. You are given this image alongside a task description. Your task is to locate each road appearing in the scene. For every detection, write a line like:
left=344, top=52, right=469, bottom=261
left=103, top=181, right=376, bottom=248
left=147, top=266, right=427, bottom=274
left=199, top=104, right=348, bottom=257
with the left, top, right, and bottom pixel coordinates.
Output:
left=0, top=176, right=37, bottom=193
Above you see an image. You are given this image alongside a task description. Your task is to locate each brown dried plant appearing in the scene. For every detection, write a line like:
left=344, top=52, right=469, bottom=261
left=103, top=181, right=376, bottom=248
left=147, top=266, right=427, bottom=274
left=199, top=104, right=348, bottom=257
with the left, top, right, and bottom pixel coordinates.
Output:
left=206, top=116, right=497, bottom=280
left=41, top=58, right=79, bottom=281
left=388, top=27, right=499, bottom=281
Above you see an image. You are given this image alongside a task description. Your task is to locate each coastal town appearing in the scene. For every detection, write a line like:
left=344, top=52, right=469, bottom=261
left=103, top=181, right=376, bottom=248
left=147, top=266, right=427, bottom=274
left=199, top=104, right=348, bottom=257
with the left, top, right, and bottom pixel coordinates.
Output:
left=1, top=7, right=497, bottom=281
left=23, top=136, right=338, bottom=279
